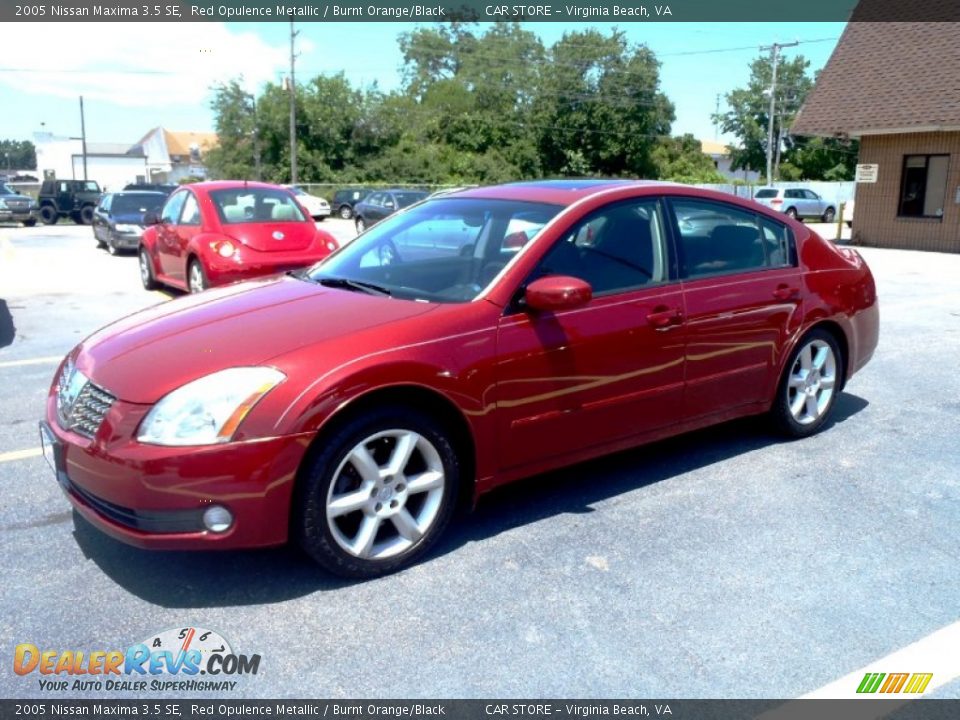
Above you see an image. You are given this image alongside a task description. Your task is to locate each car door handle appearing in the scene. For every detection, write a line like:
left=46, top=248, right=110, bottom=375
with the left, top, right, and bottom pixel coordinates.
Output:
left=773, top=284, right=800, bottom=301
left=647, top=306, right=683, bottom=330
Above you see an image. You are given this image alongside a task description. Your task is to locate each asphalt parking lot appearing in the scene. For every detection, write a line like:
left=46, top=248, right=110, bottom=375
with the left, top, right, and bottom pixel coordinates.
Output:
left=0, top=219, right=957, bottom=701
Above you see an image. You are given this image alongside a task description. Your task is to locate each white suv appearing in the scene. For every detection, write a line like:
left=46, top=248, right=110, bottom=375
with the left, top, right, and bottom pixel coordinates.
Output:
left=753, top=188, right=836, bottom=222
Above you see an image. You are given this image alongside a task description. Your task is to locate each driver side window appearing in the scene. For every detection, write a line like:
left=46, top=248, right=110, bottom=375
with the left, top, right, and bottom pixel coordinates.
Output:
left=161, top=192, right=187, bottom=224
left=529, top=199, right=668, bottom=296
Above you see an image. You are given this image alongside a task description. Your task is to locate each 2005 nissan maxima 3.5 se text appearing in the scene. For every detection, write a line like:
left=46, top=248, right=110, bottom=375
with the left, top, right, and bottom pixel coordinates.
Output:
left=40, top=180, right=879, bottom=578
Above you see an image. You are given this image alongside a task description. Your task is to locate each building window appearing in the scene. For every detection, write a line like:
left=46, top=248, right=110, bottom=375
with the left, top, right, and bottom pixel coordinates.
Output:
left=899, top=155, right=949, bottom=218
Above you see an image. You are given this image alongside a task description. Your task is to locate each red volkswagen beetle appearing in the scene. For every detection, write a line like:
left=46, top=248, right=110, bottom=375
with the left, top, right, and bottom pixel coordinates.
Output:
left=138, top=181, right=339, bottom=293
left=41, top=180, right=878, bottom=577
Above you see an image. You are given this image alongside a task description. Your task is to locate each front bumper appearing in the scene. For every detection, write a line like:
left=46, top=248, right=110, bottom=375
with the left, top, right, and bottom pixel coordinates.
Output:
left=109, top=230, right=144, bottom=249
left=41, top=393, right=314, bottom=550
left=0, top=209, right=36, bottom=222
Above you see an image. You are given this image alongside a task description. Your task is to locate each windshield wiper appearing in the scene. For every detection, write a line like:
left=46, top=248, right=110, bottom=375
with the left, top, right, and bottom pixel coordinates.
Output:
left=315, top=276, right=392, bottom=297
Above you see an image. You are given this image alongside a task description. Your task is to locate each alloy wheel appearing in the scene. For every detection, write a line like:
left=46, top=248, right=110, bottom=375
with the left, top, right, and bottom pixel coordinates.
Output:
left=325, top=429, right=446, bottom=560
left=786, top=339, right=837, bottom=426
left=188, top=262, right=206, bottom=293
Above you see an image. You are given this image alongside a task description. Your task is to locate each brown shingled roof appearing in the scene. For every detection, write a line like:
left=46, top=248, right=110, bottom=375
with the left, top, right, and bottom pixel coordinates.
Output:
left=791, top=22, right=960, bottom=138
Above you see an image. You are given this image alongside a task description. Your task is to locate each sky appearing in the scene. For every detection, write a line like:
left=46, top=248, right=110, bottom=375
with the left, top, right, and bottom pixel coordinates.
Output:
left=0, top=21, right=846, bottom=153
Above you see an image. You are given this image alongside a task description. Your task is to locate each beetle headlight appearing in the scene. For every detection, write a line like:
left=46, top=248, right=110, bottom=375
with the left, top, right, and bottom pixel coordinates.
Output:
left=138, top=367, right=285, bottom=446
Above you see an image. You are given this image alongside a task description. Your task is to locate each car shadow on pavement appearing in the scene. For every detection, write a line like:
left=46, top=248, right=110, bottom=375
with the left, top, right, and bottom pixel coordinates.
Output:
left=0, top=299, right=15, bottom=348
left=71, top=393, right=868, bottom=608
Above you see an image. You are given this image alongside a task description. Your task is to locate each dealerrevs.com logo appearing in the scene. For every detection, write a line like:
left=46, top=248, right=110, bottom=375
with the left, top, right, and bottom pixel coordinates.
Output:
left=14, top=627, right=261, bottom=692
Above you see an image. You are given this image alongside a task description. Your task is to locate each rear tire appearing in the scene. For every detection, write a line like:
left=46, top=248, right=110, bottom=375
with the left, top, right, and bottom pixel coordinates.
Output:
left=296, top=406, right=460, bottom=578
left=80, top=206, right=95, bottom=225
left=338, top=205, right=352, bottom=220
left=772, top=328, right=843, bottom=439
left=822, top=207, right=836, bottom=223
left=139, top=248, right=159, bottom=290
left=785, top=207, right=799, bottom=220
left=39, top=205, right=57, bottom=225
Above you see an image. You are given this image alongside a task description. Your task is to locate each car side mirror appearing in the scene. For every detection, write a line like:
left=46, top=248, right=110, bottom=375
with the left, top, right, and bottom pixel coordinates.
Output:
left=143, top=211, right=161, bottom=225
left=525, top=275, right=592, bottom=312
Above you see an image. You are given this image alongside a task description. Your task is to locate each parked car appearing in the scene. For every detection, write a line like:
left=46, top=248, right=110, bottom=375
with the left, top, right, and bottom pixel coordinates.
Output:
left=0, top=182, right=37, bottom=226
left=123, top=182, right=178, bottom=196
left=332, top=188, right=371, bottom=220
left=286, top=185, right=331, bottom=221
left=37, top=179, right=102, bottom=225
left=138, top=181, right=339, bottom=294
left=753, top=187, right=837, bottom=222
left=353, top=189, right=428, bottom=233
left=92, top=191, right=166, bottom=255
left=40, top=180, right=878, bottom=578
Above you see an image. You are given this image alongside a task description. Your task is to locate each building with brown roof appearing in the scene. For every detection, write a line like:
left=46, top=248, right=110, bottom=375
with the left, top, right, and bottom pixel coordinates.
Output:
left=792, top=22, right=960, bottom=252
left=137, top=128, right=218, bottom=184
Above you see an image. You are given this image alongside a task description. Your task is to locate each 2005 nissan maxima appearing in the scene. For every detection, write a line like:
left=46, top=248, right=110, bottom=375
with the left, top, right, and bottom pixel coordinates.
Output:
left=40, top=180, right=879, bottom=578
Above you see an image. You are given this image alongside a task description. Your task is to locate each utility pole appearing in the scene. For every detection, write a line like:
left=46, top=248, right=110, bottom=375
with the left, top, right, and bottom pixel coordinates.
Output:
left=79, top=95, right=89, bottom=181
left=714, top=93, right=720, bottom=141
left=760, top=41, right=797, bottom=183
left=288, top=18, right=299, bottom=185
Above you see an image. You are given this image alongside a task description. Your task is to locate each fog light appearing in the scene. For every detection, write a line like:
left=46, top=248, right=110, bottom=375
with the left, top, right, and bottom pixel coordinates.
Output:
left=202, top=505, right=233, bottom=533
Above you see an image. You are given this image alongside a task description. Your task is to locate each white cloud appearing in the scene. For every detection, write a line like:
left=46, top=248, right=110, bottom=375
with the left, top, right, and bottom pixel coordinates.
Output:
left=0, top=22, right=289, bottom=107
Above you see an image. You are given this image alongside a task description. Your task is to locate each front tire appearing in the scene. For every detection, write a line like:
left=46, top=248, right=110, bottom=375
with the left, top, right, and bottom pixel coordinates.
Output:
left=822, top=207, right=836, bottom=223
left=39, top=205, right=57, bottom=225
left=80, top=206, right=95, bottom=225
left=772, top=328, right=843, bottom=438
left=355, top=217, right=366, bottom=234
left=139, top=248, right=158, bottom=290
left=296, top=407, right=460, bottom=578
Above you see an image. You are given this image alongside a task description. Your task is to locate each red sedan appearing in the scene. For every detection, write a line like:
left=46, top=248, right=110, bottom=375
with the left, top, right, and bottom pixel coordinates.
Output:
left=41, top=180, right=878, bottom=578
left=138, top=181, right=339, bottom=293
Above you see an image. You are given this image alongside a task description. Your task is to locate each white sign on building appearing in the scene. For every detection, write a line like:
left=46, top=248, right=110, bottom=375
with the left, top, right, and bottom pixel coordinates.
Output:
left=855, top=164, right=879, bottom=183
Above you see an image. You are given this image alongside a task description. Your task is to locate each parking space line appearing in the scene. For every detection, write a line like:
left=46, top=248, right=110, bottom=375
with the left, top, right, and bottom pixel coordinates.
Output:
left=0, top=447, right=42, bottom=463
left=796, top=619, right=960, bottom=699
left=758, top=620, right=960, bottom=720
left=0, top=356, right=61, bottom=369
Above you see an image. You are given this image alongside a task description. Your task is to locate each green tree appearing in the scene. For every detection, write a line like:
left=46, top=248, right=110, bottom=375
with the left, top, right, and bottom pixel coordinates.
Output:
left=652, top=135, right=727, bottom=184
left=534, top=29, right=674, bottom=178
left=0, top=139, right=37, bottom=170
left=715, top=54, right=856, bottom=181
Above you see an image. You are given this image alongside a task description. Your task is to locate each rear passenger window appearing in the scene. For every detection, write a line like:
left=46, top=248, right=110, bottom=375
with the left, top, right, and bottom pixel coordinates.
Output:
left=670, top=198, right=784, bottom=278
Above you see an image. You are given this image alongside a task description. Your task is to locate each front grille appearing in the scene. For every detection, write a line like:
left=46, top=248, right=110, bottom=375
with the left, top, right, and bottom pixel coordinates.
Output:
left=69, top=383, right=116, bottom=438
left=56, top=361, right=116, bottom=439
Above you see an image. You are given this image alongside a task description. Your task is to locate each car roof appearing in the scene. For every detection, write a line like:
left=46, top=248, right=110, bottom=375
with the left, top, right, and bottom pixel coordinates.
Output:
left=452, top=179, right=675, bottom=205
left=184, top=181, right=289, bottom=192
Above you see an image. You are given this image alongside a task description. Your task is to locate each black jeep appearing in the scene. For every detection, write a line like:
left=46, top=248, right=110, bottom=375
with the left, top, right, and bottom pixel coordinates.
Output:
left=37, top=179, right=102, bottom=225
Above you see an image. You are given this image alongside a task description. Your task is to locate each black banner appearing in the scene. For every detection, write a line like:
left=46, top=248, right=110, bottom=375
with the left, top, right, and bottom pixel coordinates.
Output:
left=2, top=700, right=960, bottom=720
left=4, top=0, right=960, bottom=23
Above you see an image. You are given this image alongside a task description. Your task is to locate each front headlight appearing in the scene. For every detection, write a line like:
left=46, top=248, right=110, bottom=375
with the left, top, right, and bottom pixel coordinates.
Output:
left=115, top=224, right=142, bottom=234
left=138, top=367, right=285, bottom=446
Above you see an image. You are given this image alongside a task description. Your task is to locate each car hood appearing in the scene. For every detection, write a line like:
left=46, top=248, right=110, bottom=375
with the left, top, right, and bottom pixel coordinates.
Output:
left=75, top=276, right=438, bottom=404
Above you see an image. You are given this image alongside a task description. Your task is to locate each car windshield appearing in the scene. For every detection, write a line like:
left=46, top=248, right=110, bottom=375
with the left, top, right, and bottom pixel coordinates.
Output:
left=111, top=193, right=164, bottom=215
left=755, top=189, right=779, bottom=198
left=210, top=187, right=308, bottom=224
left=393, top=192, right=428, bottom=208
left=1, top=183, right=15, bottom=195
left=303, top=197, right=562, bottom=303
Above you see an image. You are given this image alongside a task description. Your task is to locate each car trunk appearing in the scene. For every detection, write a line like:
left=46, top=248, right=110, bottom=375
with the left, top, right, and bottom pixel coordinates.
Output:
left=227, top=222, right=315, bottom=252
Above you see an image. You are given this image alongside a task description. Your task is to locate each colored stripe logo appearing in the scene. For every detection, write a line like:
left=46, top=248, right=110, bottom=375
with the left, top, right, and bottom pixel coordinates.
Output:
left=857, top=672, right=933, bottom=694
